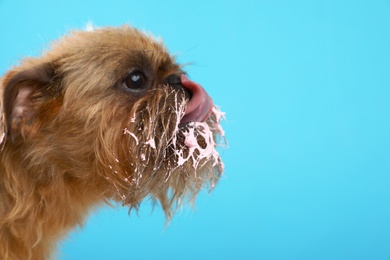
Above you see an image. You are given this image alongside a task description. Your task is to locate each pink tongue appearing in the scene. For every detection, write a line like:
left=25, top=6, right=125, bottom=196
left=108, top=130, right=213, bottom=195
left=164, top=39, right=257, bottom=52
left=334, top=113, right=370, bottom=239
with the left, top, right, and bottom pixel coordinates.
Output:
left=180, top=74, right=213, bottom=124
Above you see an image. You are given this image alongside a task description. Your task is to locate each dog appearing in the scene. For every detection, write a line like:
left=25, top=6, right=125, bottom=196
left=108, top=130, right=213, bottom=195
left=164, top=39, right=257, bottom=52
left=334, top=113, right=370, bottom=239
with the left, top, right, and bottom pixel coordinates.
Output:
left=0, top=25, right=225, bottom=259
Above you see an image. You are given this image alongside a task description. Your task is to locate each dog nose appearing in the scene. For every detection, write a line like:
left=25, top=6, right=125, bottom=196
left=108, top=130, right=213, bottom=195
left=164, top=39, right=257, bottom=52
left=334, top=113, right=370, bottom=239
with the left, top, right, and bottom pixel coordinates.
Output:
left=163, top=74, right=192, bottom=98
left=163, top=73, right=213, bottom=123
left=163, top=74, right=181, bottom=85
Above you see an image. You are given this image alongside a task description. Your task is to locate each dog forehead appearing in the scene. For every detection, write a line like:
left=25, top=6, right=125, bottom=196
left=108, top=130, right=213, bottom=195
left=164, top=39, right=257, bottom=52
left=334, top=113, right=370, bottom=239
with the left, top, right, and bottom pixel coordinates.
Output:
left=106, top=29, right=175, bottom=70
left=49, top=27, right=180, bottom=97
left=53, top=26, right=176, bottom=74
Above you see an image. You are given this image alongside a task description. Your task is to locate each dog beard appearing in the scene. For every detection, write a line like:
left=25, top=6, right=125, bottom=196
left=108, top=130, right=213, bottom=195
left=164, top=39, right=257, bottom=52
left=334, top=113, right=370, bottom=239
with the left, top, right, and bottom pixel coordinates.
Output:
left=99, top=85, right=225, bottom=217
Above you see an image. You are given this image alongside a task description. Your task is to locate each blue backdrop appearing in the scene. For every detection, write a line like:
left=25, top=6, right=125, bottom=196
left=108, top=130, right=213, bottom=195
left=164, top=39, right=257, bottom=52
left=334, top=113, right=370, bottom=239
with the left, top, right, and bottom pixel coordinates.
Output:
left=1, top=1, right=390, bottom=259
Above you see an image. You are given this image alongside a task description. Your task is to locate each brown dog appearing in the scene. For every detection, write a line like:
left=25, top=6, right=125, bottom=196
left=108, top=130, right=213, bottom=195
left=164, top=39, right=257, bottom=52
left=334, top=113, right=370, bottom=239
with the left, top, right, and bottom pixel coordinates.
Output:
left=0, top=25, right=225, bottom=259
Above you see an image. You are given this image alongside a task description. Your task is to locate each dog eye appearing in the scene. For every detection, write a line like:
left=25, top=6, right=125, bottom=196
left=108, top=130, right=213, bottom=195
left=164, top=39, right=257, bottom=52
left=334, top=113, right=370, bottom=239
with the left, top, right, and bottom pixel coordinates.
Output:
left=123, top=71, right=147, bottom=91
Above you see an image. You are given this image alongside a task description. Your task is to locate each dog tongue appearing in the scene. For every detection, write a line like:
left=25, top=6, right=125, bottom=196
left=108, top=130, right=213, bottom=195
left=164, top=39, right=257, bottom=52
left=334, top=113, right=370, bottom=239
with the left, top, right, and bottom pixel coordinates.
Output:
left=180, top=74, right=213, bottom=124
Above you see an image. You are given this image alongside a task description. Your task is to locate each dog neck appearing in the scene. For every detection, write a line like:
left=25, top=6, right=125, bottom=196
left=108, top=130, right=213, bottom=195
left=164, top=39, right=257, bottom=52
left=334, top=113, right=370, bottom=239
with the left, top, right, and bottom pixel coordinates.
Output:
left=0, top=144, right=108, bottom=259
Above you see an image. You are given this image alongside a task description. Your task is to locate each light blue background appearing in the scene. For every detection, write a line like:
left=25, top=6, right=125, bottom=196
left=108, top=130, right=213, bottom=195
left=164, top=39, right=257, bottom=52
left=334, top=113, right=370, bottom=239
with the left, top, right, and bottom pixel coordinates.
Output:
left=1, top=1, right=390, bottom=259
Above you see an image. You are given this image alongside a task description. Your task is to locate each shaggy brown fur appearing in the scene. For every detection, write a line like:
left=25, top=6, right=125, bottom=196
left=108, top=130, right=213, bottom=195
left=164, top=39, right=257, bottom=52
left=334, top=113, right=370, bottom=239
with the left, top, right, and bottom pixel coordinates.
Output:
left=0, top=26, right=225, bottom=259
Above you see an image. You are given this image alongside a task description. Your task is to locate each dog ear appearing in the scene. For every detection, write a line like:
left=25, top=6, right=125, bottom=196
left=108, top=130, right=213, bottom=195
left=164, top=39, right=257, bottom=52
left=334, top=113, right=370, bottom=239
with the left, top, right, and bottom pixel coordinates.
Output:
left=0, top=63, right=59, bottom=143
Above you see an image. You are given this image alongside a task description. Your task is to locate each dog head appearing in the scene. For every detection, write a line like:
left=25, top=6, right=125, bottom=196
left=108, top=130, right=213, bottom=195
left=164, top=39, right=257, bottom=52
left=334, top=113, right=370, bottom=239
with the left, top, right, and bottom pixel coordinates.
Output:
left=0, top=25, right=225, bottom=218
